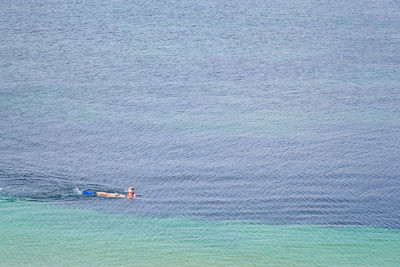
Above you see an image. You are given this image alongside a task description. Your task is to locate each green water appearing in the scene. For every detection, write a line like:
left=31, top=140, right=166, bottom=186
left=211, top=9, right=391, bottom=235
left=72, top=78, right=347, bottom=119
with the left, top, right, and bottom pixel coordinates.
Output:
left=1, top=200, right=399, bottom=266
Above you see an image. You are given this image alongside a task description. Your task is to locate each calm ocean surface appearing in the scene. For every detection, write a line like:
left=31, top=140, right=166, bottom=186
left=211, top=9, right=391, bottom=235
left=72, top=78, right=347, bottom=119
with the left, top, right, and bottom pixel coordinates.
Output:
left=1, top=0, right=400, bottom=265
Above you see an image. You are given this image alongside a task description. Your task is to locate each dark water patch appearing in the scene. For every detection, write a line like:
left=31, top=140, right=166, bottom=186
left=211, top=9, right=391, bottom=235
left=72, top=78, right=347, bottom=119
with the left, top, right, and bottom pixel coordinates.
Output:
left=1, top=168, right=399, bottom=228
left=0, top=168, right=120, bottom=202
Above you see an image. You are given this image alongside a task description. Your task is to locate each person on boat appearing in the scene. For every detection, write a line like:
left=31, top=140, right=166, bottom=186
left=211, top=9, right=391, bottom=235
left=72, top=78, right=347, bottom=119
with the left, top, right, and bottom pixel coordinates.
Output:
left=82, top=187, right=135, bottom=198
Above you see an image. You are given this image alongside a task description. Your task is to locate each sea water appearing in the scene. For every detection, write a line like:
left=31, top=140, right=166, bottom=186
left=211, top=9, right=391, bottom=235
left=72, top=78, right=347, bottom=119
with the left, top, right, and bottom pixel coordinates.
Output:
left=1, top=0, right=400, bottom=265
left=1, top=200, right=399, bottom=266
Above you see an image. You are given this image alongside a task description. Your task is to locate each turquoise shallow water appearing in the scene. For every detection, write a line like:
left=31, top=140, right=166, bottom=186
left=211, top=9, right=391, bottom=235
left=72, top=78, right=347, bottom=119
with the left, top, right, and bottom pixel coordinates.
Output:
left=1, top=199, right=400, bottom=266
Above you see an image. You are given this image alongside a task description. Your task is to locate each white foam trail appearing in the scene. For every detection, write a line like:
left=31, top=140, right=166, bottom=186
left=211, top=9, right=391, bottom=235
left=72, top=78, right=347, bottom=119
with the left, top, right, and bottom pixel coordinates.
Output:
left=73, top=187, right=82, bottom=195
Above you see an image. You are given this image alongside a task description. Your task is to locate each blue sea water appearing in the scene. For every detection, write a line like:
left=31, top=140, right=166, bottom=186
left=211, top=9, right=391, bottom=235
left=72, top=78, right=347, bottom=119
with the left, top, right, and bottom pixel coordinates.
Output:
left=1, top=0, right=400, bottom=265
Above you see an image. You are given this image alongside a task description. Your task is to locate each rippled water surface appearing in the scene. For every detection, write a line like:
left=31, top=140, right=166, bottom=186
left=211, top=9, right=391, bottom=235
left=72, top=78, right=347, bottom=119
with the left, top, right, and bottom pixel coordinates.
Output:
left=1, top=0, right=400, bottom=265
